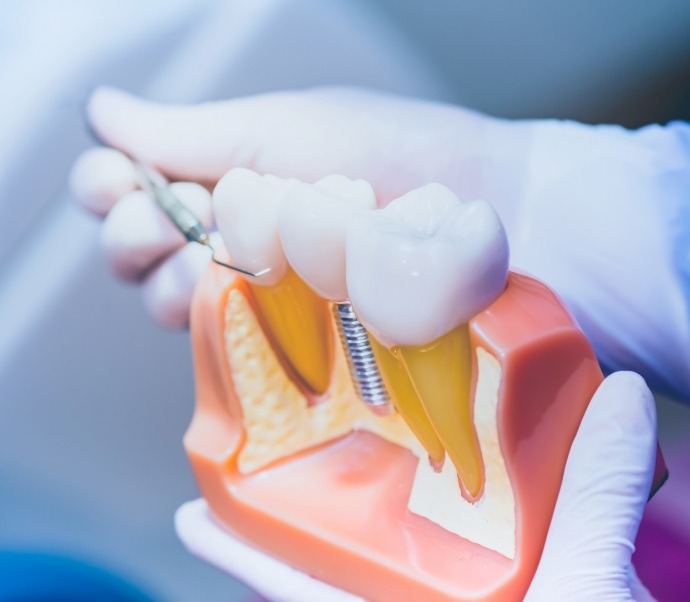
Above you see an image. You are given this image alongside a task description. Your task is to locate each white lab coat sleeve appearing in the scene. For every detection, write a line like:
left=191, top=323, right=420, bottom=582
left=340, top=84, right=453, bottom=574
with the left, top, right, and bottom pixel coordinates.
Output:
left=512, top=119, right=690, bottom=400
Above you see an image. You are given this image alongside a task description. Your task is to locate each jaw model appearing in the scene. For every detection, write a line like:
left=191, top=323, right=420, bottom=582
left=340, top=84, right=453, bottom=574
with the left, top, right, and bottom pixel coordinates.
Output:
left=186, top=173, right=666, bottom=602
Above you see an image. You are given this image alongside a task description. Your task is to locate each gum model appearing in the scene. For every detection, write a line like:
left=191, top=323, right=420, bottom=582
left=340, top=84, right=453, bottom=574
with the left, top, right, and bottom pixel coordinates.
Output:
left=184, top=171, right=666, bottom=602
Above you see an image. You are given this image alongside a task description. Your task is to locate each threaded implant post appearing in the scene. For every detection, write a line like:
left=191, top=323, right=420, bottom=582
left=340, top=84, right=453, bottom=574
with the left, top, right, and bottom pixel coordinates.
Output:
left=333, top=302, right=390, bottom=415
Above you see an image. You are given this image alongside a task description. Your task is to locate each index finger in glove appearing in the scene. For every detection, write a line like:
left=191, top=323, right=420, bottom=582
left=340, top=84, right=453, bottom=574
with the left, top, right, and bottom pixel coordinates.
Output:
left=70, top=147, right=140, bottom=217
left=87, top=87, right=261, bottom=184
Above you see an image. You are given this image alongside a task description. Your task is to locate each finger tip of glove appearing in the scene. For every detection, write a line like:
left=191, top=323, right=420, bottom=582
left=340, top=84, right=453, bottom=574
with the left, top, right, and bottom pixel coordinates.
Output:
left=596, top=372, right=657, bottom=432
left=146, top=300, right=190, bottom=330
left=601, top=371, right=652, bottom=399
left=70, top=148, right=138, bottom=216
left=87, top=86, right=135, bottom=121
left=577, top=371, right=658, bottom=492
left=87, top=87, right=148, bottom=151
left=141, top=244, right=211, bottom=330
left=142, top=281, right=191, bottom=330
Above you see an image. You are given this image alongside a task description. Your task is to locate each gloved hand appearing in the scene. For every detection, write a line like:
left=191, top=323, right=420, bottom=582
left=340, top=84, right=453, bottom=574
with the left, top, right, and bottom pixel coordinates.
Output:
left=70, top=86, right=690, bottom=398
left=174, top=371, right=657, bottom=602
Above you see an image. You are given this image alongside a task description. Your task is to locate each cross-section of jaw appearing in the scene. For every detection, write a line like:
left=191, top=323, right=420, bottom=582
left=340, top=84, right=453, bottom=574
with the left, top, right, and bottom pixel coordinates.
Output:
left=213, top=168, right=334, bottom=396
left=346, top=183, right=509, bottom=500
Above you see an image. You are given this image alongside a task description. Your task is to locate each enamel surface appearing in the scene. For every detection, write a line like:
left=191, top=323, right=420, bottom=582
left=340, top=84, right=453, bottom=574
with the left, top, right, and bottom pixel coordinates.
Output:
left=278, top=175, right=376, bottom=302
left=346, top=183, right=509, bottom=348
left=213, top=168, right=299, bottom=286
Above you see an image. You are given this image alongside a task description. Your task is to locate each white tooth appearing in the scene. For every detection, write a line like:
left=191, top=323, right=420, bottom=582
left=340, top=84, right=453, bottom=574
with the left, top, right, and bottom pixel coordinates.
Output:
left=346, top=183, right=509, bottom=347
left=213, top=168, right=299, bottom=286
left=278, top=175, right=376, bottom=302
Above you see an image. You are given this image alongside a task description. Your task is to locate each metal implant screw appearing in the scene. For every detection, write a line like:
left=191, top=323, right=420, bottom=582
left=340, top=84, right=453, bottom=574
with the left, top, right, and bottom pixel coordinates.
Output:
left=333, top=302, right=390, bottom=415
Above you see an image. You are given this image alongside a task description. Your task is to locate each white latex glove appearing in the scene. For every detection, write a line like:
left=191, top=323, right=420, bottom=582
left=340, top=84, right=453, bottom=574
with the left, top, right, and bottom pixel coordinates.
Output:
left=175, top=372, right=657, bottom=602
left=71, top=86, right=690, bottom=398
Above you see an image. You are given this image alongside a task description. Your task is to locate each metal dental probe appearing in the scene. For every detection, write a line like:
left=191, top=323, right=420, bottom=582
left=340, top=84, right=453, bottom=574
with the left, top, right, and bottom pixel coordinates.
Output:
left=135, top=164, right=270, bottom=278
left=334, top=302, right=391, bottom=416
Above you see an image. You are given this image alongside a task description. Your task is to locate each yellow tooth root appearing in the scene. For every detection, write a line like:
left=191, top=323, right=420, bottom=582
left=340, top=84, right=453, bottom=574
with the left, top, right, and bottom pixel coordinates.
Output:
left=248, top=269, right=333, bottom=396
left=370, top=337, right=446, bottom=468
left=398, top=324, right=484, bottom=499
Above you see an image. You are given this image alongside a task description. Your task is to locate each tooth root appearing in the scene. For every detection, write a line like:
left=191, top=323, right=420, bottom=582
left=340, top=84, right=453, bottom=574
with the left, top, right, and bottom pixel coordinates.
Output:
left=249, top=268, right=333, bottom=396
left=370, top=337, right=446, bottom=468
left=398, top=324, right=483, bottom=499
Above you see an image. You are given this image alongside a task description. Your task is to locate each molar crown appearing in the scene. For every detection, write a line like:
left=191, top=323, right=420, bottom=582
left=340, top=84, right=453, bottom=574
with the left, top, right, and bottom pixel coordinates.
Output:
left=346, top=183, right=509, bottom=348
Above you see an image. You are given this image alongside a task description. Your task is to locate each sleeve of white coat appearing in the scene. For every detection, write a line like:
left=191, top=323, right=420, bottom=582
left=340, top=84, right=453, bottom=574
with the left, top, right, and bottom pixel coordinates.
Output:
left=510, top=120, right=690, bottom=401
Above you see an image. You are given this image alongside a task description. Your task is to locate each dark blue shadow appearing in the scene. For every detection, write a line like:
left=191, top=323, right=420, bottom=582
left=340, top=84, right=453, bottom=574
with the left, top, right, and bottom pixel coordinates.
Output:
left=0, top=551, right=156, bottom=602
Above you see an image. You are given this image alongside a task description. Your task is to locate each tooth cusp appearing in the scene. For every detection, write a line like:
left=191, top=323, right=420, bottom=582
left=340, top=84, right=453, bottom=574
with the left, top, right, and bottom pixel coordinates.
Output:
left=346, top=187, right=509, bottom=348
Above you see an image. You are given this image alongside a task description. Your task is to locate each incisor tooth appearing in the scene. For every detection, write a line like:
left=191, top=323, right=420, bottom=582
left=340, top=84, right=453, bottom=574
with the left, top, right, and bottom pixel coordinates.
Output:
left=347, top=184, right=509, bottom=499
left=214, top=168, right=333, bottom=395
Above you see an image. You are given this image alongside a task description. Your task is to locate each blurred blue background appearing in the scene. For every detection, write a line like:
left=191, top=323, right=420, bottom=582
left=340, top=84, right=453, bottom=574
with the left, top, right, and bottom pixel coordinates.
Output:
left=0, top=1, right=689, bottom=600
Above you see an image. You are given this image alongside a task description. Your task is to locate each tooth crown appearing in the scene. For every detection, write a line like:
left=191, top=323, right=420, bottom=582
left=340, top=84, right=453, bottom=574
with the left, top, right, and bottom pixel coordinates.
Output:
left=278, top=175, right=376, bottom=302
left=346, top=184, right=509, bottom=348
left=213, top=168, right=299, bottom=286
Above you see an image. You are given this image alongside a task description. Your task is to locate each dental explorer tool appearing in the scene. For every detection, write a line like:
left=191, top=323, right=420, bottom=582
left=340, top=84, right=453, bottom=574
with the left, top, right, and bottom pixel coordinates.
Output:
left=135, top=165, right=270, bottom=278
left=333, top=302, right=390, bottom=415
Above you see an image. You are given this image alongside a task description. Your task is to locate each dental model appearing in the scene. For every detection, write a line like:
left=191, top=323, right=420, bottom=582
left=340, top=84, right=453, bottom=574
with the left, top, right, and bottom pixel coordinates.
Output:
left=186, top=175, right=667, bottom=602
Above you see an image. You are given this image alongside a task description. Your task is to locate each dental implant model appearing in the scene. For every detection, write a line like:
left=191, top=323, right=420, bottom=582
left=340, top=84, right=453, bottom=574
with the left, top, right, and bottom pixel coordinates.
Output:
left=184, top=174, right=666, bottom=602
